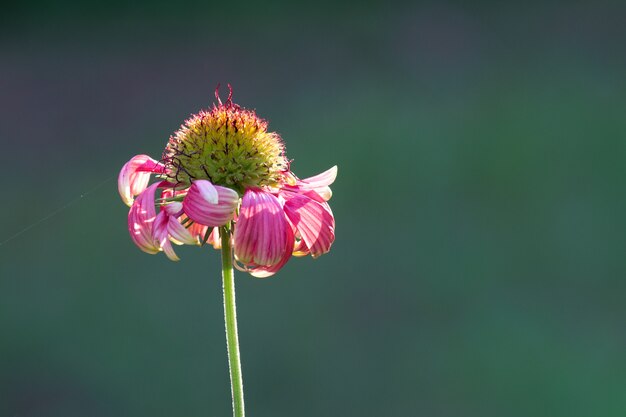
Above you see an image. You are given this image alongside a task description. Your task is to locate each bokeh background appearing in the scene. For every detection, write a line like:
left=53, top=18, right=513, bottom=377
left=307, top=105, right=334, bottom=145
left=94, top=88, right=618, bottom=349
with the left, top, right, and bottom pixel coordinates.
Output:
left=1, top=1, right=626, bottom=416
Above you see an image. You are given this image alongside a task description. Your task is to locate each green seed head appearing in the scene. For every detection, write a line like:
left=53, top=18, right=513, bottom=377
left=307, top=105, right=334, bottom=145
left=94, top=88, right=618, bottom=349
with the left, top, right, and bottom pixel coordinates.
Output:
left=162, top=91, right=288, bottom=193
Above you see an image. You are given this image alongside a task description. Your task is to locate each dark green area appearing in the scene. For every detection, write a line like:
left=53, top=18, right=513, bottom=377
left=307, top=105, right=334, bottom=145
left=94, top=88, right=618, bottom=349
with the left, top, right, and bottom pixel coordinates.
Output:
left=1, top=2, right=626, bottom=416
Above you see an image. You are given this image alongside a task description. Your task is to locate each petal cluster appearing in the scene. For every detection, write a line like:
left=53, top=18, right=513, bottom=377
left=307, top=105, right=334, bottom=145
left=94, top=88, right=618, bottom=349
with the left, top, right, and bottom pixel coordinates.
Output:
left=119, top=156, right=239, bottom=261
left=232, top=166, right=337, bottom=277
left=119, top=154, right=336, bottom=276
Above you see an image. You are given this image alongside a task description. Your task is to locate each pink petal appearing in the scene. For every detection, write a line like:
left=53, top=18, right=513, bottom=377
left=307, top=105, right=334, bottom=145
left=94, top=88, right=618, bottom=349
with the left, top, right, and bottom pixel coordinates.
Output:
left=127, top=183, right=160, bottom=254
left=183, top=180, right=239, bottom=227
left=310, top=186, right=332, bottom=201
left=281, top=190, right=335, bottom=258
left=135, top=159, right=166, bottom=174
left=153, top=211, right=180, bottom=261
left=206, top=227, right=222, bottom=249
left=233, top=189, right=292, bottom=268
left=282, top=166, right=337, bottom=201
left=118, top=155, right=166, bottom=207
left=292, top=235, right=310, bottom=257
left=244, top=227, right=295, bottom=278
left=167, top=215, right=197, bottom=246
left=163, top=201, right=184, bottom=217
left=186, top=221, right=209, bottom=245
left=299, top=165, right=337, bottom=188
left=160, top=186, right=185, bottom=201
left=161, top=240, right=180, bottom=261
left=195, top=180, right=219, bottom=204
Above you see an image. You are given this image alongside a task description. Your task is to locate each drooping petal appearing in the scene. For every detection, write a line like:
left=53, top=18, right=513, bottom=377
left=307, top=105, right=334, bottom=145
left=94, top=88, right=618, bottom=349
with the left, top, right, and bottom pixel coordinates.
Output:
left=153, top=211, right=180, bottom=261
left=243, top=226, right=295, bottom=278
left=183, top=180, right=239, bottom=227
left=233, top=189, right=292, bottom=268
left=118, top=155, right=166, bottom=206
left=281, top=190, right=335, bottom=258
left=194, top=180, right=219, bottom=204
left=167, top=215, right=197, bottom=246
left=282, top=166, right=337, bottom=201
left=127, top=182, right=161, bottom=254
left=161, top=240, right=180, bottom=261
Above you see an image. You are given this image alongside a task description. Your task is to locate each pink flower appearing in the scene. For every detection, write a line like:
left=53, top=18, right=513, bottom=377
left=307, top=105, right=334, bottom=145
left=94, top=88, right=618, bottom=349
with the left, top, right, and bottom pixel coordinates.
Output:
left=119, top=89, right=336, bottom=277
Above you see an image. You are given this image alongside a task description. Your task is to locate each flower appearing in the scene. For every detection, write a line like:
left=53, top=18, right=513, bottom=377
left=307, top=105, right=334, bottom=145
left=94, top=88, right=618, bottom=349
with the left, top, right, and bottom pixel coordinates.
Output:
left=118, top=86, right=336, bottom=277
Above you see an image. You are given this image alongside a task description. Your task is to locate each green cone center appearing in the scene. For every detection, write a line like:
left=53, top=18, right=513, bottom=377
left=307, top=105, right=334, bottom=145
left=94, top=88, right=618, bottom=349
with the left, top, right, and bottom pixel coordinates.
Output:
left=163, top=104, right=288, bottom=193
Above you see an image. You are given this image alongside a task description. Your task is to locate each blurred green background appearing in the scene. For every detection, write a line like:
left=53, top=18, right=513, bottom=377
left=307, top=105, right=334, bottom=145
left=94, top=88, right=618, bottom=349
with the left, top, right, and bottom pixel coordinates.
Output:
left=1, top=1, right=626, bottom=416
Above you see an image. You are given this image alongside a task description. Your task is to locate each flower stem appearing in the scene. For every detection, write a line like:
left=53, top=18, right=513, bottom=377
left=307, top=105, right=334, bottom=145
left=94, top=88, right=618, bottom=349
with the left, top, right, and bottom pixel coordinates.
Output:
left=220, top=226, right=245, bottom=417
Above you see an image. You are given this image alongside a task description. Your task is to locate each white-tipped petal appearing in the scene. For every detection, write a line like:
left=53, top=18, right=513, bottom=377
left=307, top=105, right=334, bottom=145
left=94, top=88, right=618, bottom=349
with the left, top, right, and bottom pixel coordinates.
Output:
left=195, top=180, right=219, bottom=204
left=300, top=165, right=337, bottom=188
left=167, top=215, right=197, bottom=246
left=282, top=166, right=337, bottom=202
left=118, top=154, right=166, bottom=207
left=183, top=181, right=239, bottom=227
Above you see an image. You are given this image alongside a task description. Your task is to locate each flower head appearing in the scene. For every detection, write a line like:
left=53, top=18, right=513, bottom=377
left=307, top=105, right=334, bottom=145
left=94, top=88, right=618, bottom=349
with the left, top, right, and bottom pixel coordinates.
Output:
left=162, top=87, right=288, bottom=194
left=119, top=85, right=336, bottom=277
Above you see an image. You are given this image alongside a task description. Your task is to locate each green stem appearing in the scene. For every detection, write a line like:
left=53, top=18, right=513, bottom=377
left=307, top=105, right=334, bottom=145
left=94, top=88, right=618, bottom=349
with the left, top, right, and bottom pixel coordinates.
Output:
left=220, top=226, right=245, bottom=417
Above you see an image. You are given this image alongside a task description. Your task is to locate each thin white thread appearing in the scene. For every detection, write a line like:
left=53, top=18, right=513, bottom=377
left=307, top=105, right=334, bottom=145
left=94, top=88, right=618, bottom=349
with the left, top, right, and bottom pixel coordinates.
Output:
left=0, top=175, right=116, bottom=247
